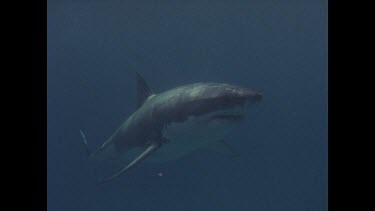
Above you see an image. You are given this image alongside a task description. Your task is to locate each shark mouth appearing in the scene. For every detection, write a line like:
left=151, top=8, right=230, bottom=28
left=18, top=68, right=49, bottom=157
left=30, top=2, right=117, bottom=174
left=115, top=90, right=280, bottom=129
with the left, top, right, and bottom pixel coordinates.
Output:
left=205, top=104, right=248, bottom=123
left=209, top=113, right=244, bottom=122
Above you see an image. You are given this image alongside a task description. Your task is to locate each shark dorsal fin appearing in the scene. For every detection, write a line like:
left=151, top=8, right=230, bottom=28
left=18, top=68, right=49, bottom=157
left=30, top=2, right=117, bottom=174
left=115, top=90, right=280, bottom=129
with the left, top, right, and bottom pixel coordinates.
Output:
left=136, top=72, right=153, bottom=108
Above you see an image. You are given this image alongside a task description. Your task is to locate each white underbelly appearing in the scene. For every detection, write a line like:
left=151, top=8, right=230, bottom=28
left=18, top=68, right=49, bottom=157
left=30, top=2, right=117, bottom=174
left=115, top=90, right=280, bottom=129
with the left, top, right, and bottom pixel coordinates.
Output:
left=122, top=110, right=244, bottom=163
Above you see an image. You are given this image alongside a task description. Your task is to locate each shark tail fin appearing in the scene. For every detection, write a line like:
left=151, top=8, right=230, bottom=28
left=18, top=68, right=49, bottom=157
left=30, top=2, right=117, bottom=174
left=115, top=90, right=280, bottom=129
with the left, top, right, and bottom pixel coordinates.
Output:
left=79, top=129, right=92, bottom=157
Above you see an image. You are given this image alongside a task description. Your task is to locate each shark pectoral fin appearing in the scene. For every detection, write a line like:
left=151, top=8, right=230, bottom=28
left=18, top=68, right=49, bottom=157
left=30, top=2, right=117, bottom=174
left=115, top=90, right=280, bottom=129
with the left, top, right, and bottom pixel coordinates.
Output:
left=99, top=142, right=160, bottom=184
left=204, top=140, right=240, bottom=158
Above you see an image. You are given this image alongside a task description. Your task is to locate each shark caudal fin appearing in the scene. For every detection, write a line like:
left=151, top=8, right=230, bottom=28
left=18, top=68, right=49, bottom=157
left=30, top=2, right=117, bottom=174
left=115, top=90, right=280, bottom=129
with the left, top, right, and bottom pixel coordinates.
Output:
left=79, top=130, right=92, bottom=157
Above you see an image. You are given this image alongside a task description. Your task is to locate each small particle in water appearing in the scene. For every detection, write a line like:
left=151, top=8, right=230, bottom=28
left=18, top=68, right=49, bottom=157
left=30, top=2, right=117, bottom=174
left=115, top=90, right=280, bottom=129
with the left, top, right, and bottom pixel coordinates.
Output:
left=157, top=172, right=163, bottom=176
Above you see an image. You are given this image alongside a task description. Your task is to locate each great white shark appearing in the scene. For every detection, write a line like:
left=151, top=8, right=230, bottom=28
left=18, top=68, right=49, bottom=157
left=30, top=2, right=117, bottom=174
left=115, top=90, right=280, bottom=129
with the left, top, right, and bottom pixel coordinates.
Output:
left=81, top=73, right=262, bottom=184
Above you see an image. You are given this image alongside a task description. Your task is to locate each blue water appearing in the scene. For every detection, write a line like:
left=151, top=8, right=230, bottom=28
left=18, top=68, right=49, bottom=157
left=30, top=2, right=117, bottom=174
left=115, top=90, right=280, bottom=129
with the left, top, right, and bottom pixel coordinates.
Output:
left=47, top=0, right=327, bottom=210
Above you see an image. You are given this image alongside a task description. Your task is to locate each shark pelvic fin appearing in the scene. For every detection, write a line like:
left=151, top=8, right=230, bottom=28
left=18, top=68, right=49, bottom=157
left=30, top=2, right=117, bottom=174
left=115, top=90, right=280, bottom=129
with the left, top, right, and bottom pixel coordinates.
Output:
left=205, top=140, right=240, bottom=158
left=99, top=142, right=160, bottom=184
left=136, top=72, right=153, bottom=108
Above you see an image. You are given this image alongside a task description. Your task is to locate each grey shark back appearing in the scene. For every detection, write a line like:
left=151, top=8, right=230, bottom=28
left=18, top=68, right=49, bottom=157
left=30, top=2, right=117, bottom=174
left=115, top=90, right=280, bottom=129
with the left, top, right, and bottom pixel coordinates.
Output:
left=81, top=73, right=262, bottom=183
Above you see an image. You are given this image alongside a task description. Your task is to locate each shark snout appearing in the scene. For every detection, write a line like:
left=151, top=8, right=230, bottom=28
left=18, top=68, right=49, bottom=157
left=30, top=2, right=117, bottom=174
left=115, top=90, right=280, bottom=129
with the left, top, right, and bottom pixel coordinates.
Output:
left=236, top=88, right=263, bottom=103
left=253, top=92, right=262, bottom=102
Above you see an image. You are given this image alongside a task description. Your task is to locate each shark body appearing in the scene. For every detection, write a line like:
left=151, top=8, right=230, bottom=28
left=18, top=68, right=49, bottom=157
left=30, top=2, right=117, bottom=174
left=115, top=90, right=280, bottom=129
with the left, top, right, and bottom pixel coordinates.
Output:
left=81, top=73, right=262, bottom=183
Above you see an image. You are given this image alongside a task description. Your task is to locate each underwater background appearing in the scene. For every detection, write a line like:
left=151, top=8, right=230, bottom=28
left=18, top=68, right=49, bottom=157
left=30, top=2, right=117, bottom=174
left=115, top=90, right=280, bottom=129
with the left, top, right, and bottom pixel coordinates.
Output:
left=47, top=0, right=327, bottom=210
